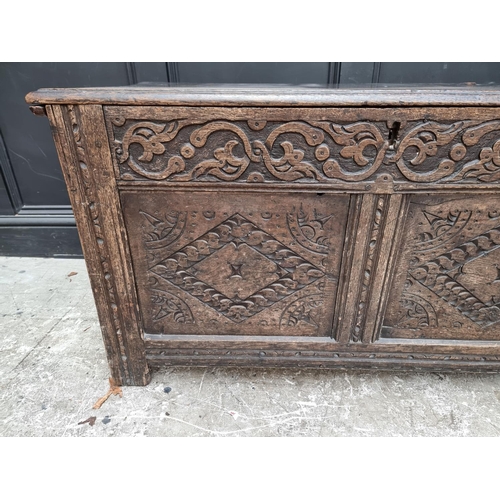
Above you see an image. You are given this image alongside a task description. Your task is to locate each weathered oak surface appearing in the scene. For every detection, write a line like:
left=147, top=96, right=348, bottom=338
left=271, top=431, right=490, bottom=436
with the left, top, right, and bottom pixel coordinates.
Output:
left=26, top=85, right=500, bottom=107
left=29, top=85, right=500, bottom=384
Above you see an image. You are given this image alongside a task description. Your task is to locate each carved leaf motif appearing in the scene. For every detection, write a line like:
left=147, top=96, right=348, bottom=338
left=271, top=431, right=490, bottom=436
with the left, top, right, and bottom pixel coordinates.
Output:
left=311, top=121, right=388, bottom=181
left=389, top=120, right=500, bottom=183
left=452, top=139, right=500, bottom=182
left=462, top=121, right=500, bottom=146
left=120, top=121, right=178, bottom=162
left=395, top=122, right=466, bottom=163
left=189, top=140, right=250, bottom=181
left=265, top=122, right=324, bottom=148
left=111, top=117, right=500, bottom=184
left=117, top=121, right=190, bottom=180
left=395, top=293, right=438, bottom=329
left=286, top=204, right=331, bottom=255
left=390, top=121, right=467, bottom=182
left=279, top=294, right=324, bottom=329
left=254, top=140, right=319, bottom=181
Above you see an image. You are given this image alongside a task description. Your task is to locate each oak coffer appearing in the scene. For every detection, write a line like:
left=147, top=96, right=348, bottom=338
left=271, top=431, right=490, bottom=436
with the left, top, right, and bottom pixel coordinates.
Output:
left=26, top=85, right=500, bottom=385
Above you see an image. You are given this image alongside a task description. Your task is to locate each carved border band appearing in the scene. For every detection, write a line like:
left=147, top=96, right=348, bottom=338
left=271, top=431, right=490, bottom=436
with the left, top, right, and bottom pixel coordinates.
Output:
left=67, top=106, right=132, bottom=369
left=106, top=112, right=500, bottom=186
left=334, top=194, right=408, bottom=344
left=47, top=104, right=150, bottom=385
left=145, top=346, right=500, bottom=367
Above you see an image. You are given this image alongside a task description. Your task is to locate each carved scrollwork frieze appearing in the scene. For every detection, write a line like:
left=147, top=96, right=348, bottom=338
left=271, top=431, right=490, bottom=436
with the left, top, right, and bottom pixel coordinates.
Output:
left=385, top=120, right=500, bottom=183
left=107, top=114, right=500, bottom=185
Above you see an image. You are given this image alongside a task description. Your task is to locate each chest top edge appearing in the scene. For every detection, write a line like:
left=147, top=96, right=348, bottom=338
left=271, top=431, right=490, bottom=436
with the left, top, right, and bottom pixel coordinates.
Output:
left=25, top=85, right=500, bottom=108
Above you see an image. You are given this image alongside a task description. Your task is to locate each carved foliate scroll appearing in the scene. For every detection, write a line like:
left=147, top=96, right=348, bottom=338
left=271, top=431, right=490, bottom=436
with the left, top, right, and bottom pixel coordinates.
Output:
left=106, top=110, right=500, bottom=185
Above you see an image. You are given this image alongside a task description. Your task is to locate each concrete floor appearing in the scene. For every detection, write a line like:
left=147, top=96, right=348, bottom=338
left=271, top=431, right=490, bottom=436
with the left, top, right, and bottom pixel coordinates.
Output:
left=2, top=256, right=500, bottom=437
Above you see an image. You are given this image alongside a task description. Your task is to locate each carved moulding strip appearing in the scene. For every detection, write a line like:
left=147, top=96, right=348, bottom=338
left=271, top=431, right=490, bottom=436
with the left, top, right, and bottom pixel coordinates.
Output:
left=47, top=104, right=150, bottom=385
left=66, top=106, right=130, bottom=367
left=334, top=194, right=407, bottom=344
left=352, top=195, right=386, bottom=342
left=146, top=348, right=500, bottom=363
left=65, top=105, right=129, bottom=374
left=364, top=194, right=410, bottom=342
left=144, top=333, right=500, bottom=370
left=145, top=345, right=500, bottom=371
left=332, top=195, right=364, bottom=343
left=108, top=113, right=500, bottom=185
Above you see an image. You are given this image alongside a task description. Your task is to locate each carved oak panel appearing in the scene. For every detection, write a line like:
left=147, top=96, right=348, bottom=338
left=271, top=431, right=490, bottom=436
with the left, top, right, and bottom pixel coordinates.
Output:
left=27, top=86, right=500, bottom=384
left=121, top=191, right=349, bottom=336
left=383, top=195, right=500, bottom=340
left=105, top=107, right=500, bottom=187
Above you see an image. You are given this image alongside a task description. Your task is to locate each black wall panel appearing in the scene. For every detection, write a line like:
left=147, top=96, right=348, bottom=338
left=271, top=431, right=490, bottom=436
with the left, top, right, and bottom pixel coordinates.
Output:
left=176, top=62, right=332, bottom=84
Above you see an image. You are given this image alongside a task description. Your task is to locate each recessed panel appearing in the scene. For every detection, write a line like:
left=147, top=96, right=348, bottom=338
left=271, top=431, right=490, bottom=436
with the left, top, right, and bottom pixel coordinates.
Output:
left=383, top=195, right=500, bottom=340
left=122, top=191, right=349, bottom=336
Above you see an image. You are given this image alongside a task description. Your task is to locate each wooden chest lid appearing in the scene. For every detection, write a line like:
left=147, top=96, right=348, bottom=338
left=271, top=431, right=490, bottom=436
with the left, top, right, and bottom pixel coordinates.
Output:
left=25, top=83, right=500, bottom=107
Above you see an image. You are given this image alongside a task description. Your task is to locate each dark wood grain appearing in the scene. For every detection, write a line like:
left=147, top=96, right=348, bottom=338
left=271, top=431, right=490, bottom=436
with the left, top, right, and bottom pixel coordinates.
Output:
left=28, top=85, right=500, bottom=384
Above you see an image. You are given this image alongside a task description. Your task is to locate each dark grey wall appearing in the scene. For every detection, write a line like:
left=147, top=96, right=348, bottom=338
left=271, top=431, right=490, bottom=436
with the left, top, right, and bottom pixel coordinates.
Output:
left=1, top=62, right=500, bottom=257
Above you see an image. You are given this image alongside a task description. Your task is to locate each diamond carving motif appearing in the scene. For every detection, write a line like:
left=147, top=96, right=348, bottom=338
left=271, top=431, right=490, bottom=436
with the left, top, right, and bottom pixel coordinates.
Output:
left=150, top=214, right=324, bottom=323
left=382, top=199, right=500, bottom=338
left=408, top=220, right=500, bottom=328
left=191, top=242, right=288, bottom=300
